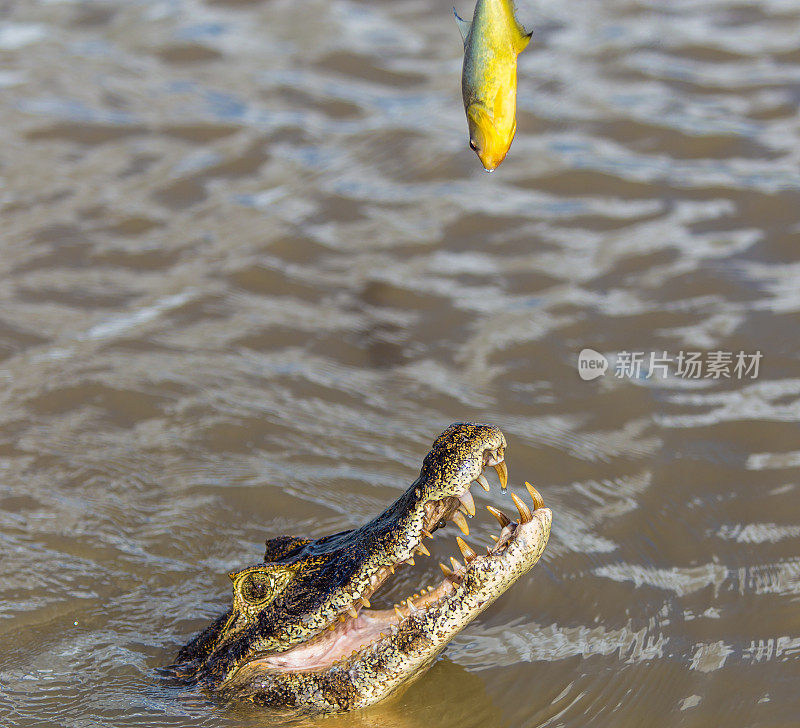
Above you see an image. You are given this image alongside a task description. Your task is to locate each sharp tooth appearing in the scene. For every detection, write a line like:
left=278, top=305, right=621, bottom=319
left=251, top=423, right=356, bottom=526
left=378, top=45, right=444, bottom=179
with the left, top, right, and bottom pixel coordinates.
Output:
left=408, top=599, right=418, bottom=612
left=394, top=605, right=403, bottom=619
left=422, top=529, right=433, bottom=539
left=525, top=481, right=545, bottom=510
left=458, top=490, right=476, bottom=516
left=361, top=596, right=371, bottom=608
left=511, top=492, right=533, bottom=523
left=406, top=557, right=415, bottom=566
left=452, top=511, right=470, bottom=535
left=328, top=623, right=337, bottom=631
left=339, top=615, right=347, bottom=623
left=494, top=461, right=508, bottom=490
left=416, top=542, right=430, bottom=557
left=486, top=505, right=511, bottom=528
left=348, top=605, right=359, bottom=619
left=456, top=536, right=477, bottom=562
left=489, top=534, right=500, bottom=542
left=450, top=556, right=463, bottom=572
left=476, top=473, right=490, bottom=491
left=439, top=562, right=454, bottom=577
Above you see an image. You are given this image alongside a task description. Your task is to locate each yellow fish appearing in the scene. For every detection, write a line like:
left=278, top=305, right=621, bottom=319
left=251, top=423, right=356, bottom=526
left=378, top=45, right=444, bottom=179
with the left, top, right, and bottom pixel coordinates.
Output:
left=455, top=0, right=532, bottom=171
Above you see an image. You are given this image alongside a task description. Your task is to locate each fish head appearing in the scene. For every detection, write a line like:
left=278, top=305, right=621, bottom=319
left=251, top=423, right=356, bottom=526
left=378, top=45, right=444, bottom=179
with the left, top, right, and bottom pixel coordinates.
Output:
left=467, top=103, right=514, bottom=172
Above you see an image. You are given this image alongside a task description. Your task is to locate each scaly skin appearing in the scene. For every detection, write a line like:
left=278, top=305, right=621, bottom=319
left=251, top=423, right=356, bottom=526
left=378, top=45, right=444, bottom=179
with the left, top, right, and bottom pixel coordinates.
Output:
left=457, top=0, right=532, bottom=171
left=170, top=423, right=552, bottom=712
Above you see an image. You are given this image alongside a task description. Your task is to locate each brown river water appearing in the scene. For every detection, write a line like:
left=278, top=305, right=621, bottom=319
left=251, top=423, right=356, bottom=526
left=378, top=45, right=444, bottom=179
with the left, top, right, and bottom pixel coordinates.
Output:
left=1, top=0, right=799, bottom=726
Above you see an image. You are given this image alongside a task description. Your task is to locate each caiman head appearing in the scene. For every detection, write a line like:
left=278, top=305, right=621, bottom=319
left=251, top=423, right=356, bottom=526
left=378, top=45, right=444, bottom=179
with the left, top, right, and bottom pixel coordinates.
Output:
left=171, top=423, right=551, bottom=712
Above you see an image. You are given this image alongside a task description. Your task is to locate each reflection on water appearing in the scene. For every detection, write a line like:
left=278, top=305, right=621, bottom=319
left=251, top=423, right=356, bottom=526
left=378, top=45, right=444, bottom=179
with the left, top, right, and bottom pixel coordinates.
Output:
left=1, top=0, right=799, bottom=726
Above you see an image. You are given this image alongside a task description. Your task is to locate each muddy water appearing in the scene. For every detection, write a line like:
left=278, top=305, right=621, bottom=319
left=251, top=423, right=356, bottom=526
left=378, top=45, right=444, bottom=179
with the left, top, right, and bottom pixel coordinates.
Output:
left=1, top=0, right=799, bottom=725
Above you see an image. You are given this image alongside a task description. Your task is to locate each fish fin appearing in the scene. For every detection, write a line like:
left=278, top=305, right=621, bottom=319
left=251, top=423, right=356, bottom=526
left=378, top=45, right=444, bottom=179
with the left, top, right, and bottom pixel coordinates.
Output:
left=506, top=1, right=532, bottom=53
left=454, top=7, right=471, bottom=44
left=514, top=26, right=533, bottom=53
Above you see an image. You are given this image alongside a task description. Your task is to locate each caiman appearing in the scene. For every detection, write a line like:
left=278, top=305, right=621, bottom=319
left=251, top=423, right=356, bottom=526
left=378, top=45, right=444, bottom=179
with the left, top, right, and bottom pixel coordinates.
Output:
left=171, top=423, right=552, bottom=712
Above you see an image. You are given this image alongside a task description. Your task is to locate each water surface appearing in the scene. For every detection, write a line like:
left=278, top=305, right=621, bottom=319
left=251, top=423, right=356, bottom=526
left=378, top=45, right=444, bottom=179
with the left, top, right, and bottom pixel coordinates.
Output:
left=1, top=0, right=799, bottom=726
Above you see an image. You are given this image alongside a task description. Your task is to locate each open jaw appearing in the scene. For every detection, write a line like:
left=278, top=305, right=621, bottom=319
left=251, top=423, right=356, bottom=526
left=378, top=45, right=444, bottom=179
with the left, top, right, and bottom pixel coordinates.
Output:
left=222, top=482, right=551, bottom=711
left=173, top=423, right=553, bottom=712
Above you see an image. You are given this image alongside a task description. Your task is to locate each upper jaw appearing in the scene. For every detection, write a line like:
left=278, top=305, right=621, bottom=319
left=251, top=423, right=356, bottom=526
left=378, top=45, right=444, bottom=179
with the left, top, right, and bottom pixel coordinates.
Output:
left=333, top=429, right=513, bottom=619
left=296, top=449, right=514, bottom=640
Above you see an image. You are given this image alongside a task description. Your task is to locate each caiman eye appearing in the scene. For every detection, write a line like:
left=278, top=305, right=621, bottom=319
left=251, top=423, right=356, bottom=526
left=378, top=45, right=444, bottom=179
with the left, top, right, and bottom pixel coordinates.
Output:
left=469, top=140, right=477, bottom=151
left=240, top=572, right=274, bottom=605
